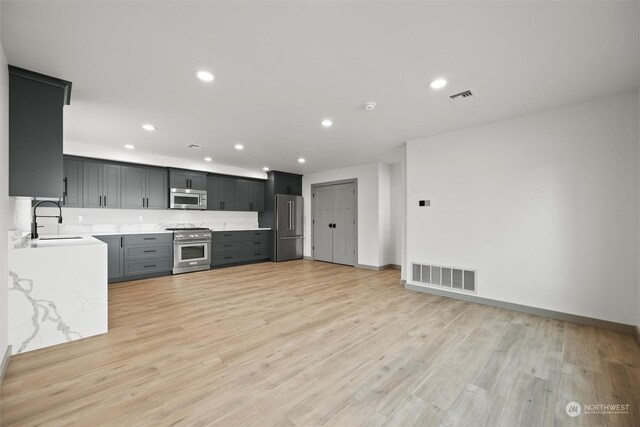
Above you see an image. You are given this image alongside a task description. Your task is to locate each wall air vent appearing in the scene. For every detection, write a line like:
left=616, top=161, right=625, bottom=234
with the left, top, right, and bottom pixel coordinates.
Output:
left=449, top=89, right=476, bottom=102
left=411, top=262, right=477, bottom=293
left=186, top=143, right=202, bottom=149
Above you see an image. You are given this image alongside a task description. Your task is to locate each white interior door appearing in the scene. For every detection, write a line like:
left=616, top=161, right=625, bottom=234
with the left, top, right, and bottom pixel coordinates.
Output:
left=332, top=183, right=356, bottom=266
left=313, top=186, right=334, bottom=262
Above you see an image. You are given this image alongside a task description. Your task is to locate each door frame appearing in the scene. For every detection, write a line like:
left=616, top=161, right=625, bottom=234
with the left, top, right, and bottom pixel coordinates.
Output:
left=311, top=178, right=358, bottom=267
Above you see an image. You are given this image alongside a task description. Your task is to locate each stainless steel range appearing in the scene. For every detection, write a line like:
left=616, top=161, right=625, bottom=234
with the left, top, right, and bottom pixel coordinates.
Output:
left=168, top=228, right=212, bottom=274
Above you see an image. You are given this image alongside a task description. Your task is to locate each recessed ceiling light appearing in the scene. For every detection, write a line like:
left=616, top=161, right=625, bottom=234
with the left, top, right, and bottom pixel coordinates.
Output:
left=234, top=144, right=244, bottom=150
left=262, top=167, right=270, bottom=171
left=142, top=124, right=156, bottom=131
left=428, top=78, right=448, bottom=89
left=204, top=157, right=212, bottom=162
left=195, top=70, right=215, bottom=82
left=298, top=158, right=306, bottom=163
left=320, top=119, right=333, bottom=127
left=124, top=144, right=135, bottom=149
left=363, top=102, right=377, bottom=111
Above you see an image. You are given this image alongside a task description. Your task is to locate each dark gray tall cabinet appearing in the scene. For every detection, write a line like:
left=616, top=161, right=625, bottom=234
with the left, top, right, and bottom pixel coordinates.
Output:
left=121, top=166, right=168, bottom=209
left=258, top=171, right=303, bottom=260
left=83, top=161, right=121, bottom=208
left=9, top=66, right=71, bottom=198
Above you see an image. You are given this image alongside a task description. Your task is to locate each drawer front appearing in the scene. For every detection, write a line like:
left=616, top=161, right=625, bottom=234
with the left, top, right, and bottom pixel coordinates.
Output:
left=124, top=233, right=173, bottom=246
left=124, top=257, right=172, bottom=276
left=212, top=231, right=244, bottom=242
left=244, top=239, right=269, bottom=250
left=244, top=248, right=270, bottom=260
left=243, top=230, right=270, bottom=240
left=125, top=244, right=172, bottom=260
left=212, top=250, right=245, bottom=266
left=213, top=239, right=244, bottom=252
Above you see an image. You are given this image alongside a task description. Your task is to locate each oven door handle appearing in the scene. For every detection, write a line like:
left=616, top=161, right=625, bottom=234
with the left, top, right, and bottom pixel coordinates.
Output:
left=174, top=240, right=211, bottom=245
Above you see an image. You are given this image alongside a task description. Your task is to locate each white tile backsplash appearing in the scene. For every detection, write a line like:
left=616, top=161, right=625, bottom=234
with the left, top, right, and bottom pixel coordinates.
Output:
left=14, top=198, right=260, bottom=235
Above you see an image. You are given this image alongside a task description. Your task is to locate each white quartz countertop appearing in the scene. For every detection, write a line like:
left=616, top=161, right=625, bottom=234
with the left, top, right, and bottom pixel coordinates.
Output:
left=90, top=230, right=174, bottom=236
left=13, top=235, right=106, bottom=250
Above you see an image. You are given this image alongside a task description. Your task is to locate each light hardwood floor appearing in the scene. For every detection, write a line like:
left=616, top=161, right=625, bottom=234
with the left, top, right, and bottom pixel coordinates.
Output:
left=1, top=260, right=639, bottom=426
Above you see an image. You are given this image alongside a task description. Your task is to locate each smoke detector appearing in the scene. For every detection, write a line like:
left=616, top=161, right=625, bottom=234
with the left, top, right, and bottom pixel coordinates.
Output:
left=186, top=143, right=202, bottom=149
left=363, top=102, right=377, bottom=111
left=449, top=89, right=476, bottom=102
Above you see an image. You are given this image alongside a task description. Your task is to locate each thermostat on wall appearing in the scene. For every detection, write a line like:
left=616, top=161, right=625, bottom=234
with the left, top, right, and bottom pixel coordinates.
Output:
left=419, top=200, right=430, bottom=207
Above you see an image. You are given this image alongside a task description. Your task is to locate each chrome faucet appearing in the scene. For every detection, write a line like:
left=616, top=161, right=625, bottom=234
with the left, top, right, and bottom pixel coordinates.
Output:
left=31, top=200, right=63, bottom=239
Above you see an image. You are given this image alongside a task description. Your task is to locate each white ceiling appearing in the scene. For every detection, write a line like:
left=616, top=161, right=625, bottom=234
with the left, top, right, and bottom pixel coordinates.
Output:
left=2, top=1, right=639, bottom=176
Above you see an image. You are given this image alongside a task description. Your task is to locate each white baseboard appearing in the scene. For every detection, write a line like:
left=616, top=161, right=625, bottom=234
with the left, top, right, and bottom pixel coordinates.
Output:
left=1, top=345, right=12, bottom=386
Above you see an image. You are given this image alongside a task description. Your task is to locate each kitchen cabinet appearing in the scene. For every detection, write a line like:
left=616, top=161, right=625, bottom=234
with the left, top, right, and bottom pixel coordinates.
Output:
left=211, top=230, right=271, bottom=267
left=207, top=176, right=238, bottom=211
left=237, top=180, right=265, bottom=211
left=9, top=66, right=72, bottom=198
left=274, top=172, right=302, bottom=196
left=83, top=161, right=121, bottom=208
left=95, top=235, right=124, bottom=281
left=62, top=158, right=83, bottom=207
left=122, top=166, right=168, bottom=209
left=170, top=169, right=207, bottom=190
left=95, top=233, right=173, bottom=283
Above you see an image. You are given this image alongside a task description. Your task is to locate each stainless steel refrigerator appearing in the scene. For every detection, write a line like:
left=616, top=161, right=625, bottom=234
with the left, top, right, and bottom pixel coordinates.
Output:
left=275, top=194, right=303, bottom=261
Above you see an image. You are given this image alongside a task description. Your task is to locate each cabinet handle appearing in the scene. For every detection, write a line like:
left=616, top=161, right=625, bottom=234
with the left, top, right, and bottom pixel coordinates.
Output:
left=254, top=242, right=261, bottom=245
left=224, top=256, right=233, bottom=259
left=144, top=250, right=156, bottom=253
left=144, top=264, right=156, bottom=268
left=253, top=253, right=261, bottom=256
left=99, top=195, right=102, bottom=207
left=104, top=196, right=107, bottom=206
left=63, top=178, right=68, bottom=196
left=223, top=244, right=232, bottom=247
left=147, top=198, right=149, bottom=207
left=219, top=201, right=223, bottom=210
left=143, top=237, right=156, bottom=240
left=120, top=237, right=123, bottom=247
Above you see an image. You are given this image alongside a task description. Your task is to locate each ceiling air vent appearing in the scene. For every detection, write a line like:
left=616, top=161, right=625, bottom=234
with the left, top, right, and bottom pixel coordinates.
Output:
left=449, top=89, right=476, bottom=102
left=186, top=143, right=202, bottom=149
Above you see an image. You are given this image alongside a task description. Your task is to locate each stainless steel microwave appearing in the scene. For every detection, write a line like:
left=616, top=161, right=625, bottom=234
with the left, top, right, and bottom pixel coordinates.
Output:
left=169, top=188, right=207, bottom=210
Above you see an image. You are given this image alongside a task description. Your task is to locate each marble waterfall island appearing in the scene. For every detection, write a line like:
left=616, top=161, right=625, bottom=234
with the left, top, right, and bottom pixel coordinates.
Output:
left=8, top=236, right=108, bottom=354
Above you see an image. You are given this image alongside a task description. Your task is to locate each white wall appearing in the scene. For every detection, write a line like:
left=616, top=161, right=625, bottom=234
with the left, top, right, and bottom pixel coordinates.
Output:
left=378, top=163, right=391, bottom=266
left=407, top=92, right=640, bottom=325
left=302, top=162, right=393, bottom=268
left=0, top=5, right=10, bottom=357
left=638, top=90, right=640, bottom=329
left=389, top=163, right=402, bottom=266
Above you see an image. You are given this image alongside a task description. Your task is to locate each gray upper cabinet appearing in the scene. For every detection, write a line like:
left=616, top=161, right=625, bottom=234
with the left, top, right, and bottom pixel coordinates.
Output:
left=122, top=166, right=167, bottom=210
left=121, top=166, right=146, bottom=209
left=274, top=172, right=302, bottom=196
left=207, top=176, right=237, bottom=210
left=83, top=161, right=121, bottom=208
left=250, top=181, right=265, bottom=211
left=145, top=168, right=168, bottom=209
left=237, top=180, right=265, bottom=211
left=9, top=66, right=72, bottom=198
left=102, top=164, right=121, bottom=208
left=62, top=158, right=83, bottom=207
left=170, top=169, right=207, bottom=190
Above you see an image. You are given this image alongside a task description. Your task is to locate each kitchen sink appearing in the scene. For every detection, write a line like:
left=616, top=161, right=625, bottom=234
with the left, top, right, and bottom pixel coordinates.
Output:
left=38, top=236, right=82, bottom=240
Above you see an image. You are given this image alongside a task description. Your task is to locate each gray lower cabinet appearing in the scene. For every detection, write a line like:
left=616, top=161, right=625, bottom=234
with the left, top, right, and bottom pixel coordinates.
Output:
left=62, top=159, right=83, bottom=207
left=122, top=166, right=168, bottom=209
left=211, top=230, right=271, bottom=266
left=95, top=235, right=124, bottom=281
left=83, top=161, right=121, bottom=208
left=95, top=233, right=173, bottom=283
